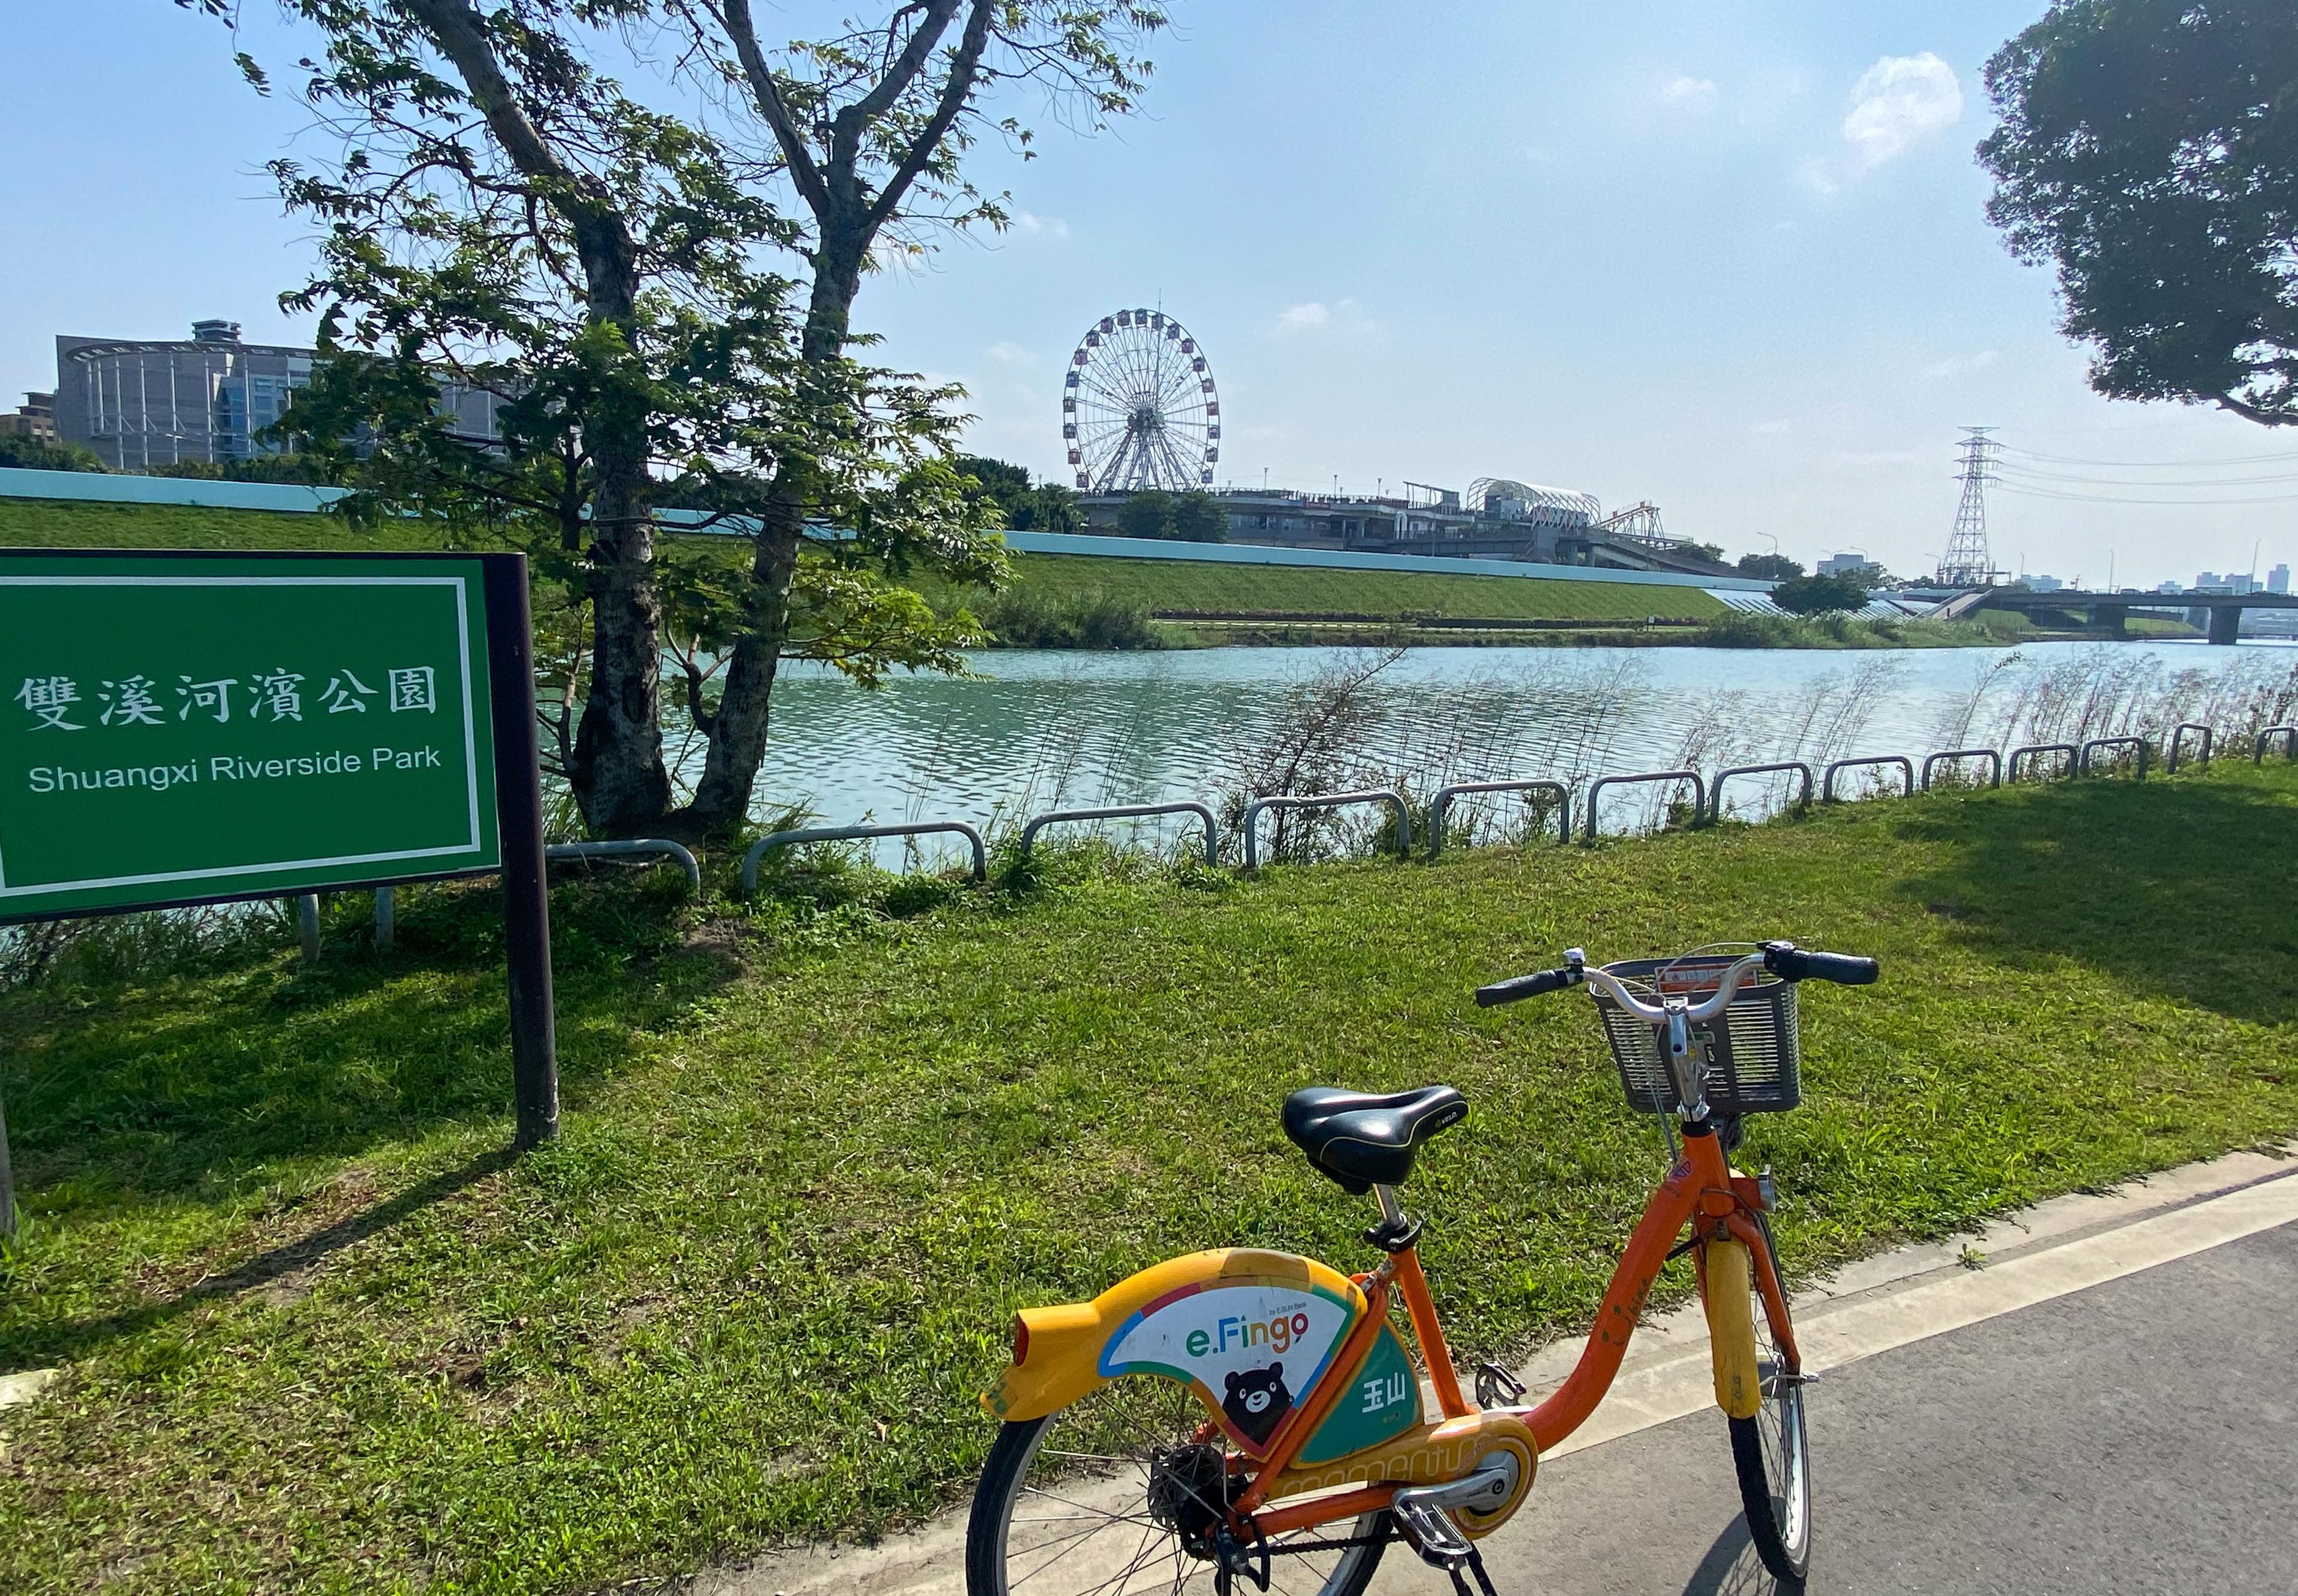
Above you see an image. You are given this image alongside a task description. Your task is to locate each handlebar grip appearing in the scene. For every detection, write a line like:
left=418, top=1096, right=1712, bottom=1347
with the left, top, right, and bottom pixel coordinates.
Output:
left=1475, top=968, right=1578, bottom=1007
left=1767, top=947, right=1879, bottom=985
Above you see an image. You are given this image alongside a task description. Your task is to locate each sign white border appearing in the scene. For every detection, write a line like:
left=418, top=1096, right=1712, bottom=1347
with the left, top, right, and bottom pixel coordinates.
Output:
left=0, top=574, right=489, bottom=899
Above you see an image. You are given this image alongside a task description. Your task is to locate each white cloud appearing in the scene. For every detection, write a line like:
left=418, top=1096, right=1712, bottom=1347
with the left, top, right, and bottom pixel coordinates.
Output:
left=985, top=340, right=1034, bottom=366
left=1802, top=53, right=1963, bottom=191
left=1270, top=297, right=1375, bottom=338
left=1660, top=74, right=1718, bottom=110
left=1012, top=210, right=1070, bottom=239
left=1922, top=349, right=1999, bottom=381
left=1749, top=419, right=1794, bottom=437
left=1841, top=52, right=1963, bottom=175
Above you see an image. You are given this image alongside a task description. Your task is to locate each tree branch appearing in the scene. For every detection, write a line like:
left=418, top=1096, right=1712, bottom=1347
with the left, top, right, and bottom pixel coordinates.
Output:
left=714, top=0, right=834, bottom=218
left=866, top=0, right=992, bottom=232
left=2215, top=391, right=2298, bottom=427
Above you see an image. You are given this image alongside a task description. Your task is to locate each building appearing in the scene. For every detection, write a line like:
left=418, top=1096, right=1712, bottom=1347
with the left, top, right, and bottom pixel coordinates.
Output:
left=54, top=319, right=503, bottom=472
left=2156, top=580, right=2183, bottom=595
left=1077, top=478, right=1737, bottom=576
left=1819, top=551, right=1886, bottom=580
left=2271, top=564, right=2291, bottom=595
left=2020, top=573, right=2065, bottom=593
left=0, top=392, right=56, bottom=441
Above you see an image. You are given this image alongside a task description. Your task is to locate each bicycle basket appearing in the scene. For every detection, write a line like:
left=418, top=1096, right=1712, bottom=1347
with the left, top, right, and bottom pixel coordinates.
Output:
left=1589, top=956, right=1801, bottom=1116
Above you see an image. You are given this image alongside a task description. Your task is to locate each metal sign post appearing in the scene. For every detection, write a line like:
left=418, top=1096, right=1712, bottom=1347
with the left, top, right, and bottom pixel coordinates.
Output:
left=482, top=554, right=558, bottom=1148
left=0, top=549, right=559, bottom=1231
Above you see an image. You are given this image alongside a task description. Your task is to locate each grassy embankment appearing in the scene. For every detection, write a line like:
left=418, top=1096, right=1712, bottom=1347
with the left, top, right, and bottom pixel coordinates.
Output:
left=3, top=764, right=2296, bottom=1594
left=2, top=498, right=2188, bottom=647
left=956, top=551, right=2200, bottom=647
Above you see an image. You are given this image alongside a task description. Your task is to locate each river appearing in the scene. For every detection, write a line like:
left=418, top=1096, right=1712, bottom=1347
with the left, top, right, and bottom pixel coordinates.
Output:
left=710, top=639, right=2297, bottom=861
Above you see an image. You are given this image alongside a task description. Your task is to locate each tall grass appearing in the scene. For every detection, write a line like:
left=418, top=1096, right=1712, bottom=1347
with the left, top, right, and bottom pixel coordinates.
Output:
left=1938, top=647, right=2298, bottom=764
left=977, top=585, right=1162, bottom=649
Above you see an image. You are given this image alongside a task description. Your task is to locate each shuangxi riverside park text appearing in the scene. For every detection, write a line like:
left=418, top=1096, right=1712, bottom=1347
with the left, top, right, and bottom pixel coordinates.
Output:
left=23, top=745, right=447, bottom=794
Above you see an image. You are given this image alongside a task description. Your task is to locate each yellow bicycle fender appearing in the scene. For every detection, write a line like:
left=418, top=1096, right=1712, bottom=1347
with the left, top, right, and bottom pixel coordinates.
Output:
left=1701, top=1237, right=1762, bottom=1421
left=981, top=1249, right=1367, bottom=1444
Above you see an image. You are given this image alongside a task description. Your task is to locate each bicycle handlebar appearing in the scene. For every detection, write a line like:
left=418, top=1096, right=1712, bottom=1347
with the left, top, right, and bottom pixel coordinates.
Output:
left=1762, top=946, right=1880, bottom=986
left=1475, top=941, right=1878, bottom=1018
left=1473, top=967, right=1582, bottom=1006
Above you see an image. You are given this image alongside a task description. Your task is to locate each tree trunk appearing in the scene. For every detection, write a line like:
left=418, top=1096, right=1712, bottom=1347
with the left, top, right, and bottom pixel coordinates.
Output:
left=563, top=232, right=674, bottom=837
left=400, top=0, right=674, bottom=838
left=570, top=446, right=674, bottom=835
left=680, top=238, right=868, bottom=835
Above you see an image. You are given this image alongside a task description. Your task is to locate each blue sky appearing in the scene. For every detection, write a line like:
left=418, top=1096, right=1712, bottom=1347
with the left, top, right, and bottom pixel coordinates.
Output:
left=5, top=1, right=2294, bottom=587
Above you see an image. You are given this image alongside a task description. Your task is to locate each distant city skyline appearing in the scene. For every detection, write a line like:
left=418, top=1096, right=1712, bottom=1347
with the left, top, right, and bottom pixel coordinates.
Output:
left=4, top=2, right=2295, bottom=590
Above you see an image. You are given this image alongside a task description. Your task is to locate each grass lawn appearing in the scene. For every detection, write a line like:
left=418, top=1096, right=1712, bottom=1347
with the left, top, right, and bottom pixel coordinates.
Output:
left=0, top=496, right=447, bottom=553
left=3, top=765, right=2297, bottom=1592
left=993, top=550, right=1732, bottom=623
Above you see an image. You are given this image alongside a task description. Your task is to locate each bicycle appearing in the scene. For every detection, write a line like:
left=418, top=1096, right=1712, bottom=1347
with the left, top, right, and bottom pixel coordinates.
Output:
left=966, top=939, right=1877, bottom=1595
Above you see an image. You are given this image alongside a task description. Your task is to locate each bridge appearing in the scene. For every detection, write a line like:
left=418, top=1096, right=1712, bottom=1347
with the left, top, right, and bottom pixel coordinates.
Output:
left=1940, top=586, right=2298, bottom=645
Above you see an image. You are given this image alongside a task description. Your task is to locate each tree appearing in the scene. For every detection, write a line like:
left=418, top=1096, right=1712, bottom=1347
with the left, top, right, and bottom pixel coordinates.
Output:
left=956, top=455, right=1087, bottom=535
left=1980, top=2, right=2298, bottom=425
left=1023, top=480, right=1084, bottom=534
left=151, top=454, right=336, bottom=485
left=0, top=435, right=105, bottom=472
left=188, top=1, right=1151, bottom=838
left=1771, top=573, right=1870, bottom=615
left=667, top=1, right=1165, bottom=829
left=1737, top=552, right=1804, bottom=581
left=1117, top=489, right=1175, bottom=540
left=1171, top=490, right=1227, bottom=543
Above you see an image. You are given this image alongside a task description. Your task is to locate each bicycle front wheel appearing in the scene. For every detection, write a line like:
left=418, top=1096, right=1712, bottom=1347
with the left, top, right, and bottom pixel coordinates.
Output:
left=965, top=1379, right=1390, bottom=1596
left=1728, top=1214, right=1811, bottom=1584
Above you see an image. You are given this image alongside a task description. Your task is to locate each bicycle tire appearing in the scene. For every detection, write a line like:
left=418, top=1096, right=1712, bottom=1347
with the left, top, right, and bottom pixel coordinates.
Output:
left=1728, top=1212, right=1811, bottom=1585
left=966, top=1393, right=1391, bottom=1596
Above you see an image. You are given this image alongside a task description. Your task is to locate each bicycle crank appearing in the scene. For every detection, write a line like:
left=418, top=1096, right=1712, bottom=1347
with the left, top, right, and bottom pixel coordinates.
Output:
left=1393, top=1447, right=1527, bottom=1568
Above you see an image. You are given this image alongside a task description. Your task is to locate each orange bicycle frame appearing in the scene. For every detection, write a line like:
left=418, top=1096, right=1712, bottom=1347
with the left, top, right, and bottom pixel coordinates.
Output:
left=1245, top=1123, right=1796, bottom=1539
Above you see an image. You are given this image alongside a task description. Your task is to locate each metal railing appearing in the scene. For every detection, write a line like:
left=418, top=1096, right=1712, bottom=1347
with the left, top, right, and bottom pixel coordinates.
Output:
left=2008, top=743, right=2077, bottom=783
left=1583, top=770, right=1704, bottom=842
left=1823, top=755, right=1913, bottom=802
left=546, top=838, right=701, bottom=893
left=1705, top=762, right=1813, bottom=823
left=2166, top=723, right=2214, bottom=773
left=1920, top=748, right=2004, bottom=792
left=1427, top=779, right=1570, bottom=856
left=1019, top=802, right=1218, bottom=867
left=2078, top=737, right=2149, bottom=779
left=742, top=820, right=987, bottom=893
left=713, top=725, right=2273, bottom=887
left=1242, top=790, right=1411, bottom=869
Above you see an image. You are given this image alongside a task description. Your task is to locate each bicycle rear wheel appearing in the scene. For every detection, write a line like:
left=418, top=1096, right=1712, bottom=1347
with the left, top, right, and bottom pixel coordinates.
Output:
left=965, top=1379, right=1390, bottom=1596
left=1728, top=1214, right=1811, bottom=1584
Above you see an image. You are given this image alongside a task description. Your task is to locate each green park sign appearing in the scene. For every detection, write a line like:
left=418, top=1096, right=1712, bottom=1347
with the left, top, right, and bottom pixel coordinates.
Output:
left=0, top=546, right=559, bottom=1235
left=0, top=552, right=503, bottom=922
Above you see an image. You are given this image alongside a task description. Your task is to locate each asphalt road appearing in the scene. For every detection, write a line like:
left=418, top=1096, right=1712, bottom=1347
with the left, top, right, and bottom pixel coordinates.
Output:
left=1418, top=1219, right=2298, bottom=1595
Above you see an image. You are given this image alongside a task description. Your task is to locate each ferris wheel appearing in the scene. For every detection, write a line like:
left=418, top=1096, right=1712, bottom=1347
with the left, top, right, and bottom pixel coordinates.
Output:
left=1061, top=308, right=1220, bottom=491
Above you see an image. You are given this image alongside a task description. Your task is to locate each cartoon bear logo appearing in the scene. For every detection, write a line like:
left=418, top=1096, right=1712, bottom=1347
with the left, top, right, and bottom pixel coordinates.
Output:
left=1222, top=1361, right=1293, bottom=1446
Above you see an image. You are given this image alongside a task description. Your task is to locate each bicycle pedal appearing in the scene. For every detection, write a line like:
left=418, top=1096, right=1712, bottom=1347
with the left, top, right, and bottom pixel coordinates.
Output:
left=1474, top=1361, right=1527, bottom=1407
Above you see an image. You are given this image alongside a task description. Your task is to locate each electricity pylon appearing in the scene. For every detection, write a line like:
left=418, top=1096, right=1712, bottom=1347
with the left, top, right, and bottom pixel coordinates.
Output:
left=1936, top=427, right=2001, bottom=588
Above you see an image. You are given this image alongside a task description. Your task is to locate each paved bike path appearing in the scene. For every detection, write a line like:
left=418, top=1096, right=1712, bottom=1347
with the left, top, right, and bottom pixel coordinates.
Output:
left=1385, top=1217, right=2298, bottom=1594
left=701, top=1152, right=2298, bottom=1595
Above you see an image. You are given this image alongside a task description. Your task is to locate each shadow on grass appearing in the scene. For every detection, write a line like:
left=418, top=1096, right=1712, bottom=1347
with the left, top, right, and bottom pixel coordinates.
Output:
left=0, top=871, right=741, bottom=1210
left=1892, top=774, right=2298, bottom=1026
left=2, top=1148, right=514, bottom=1367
